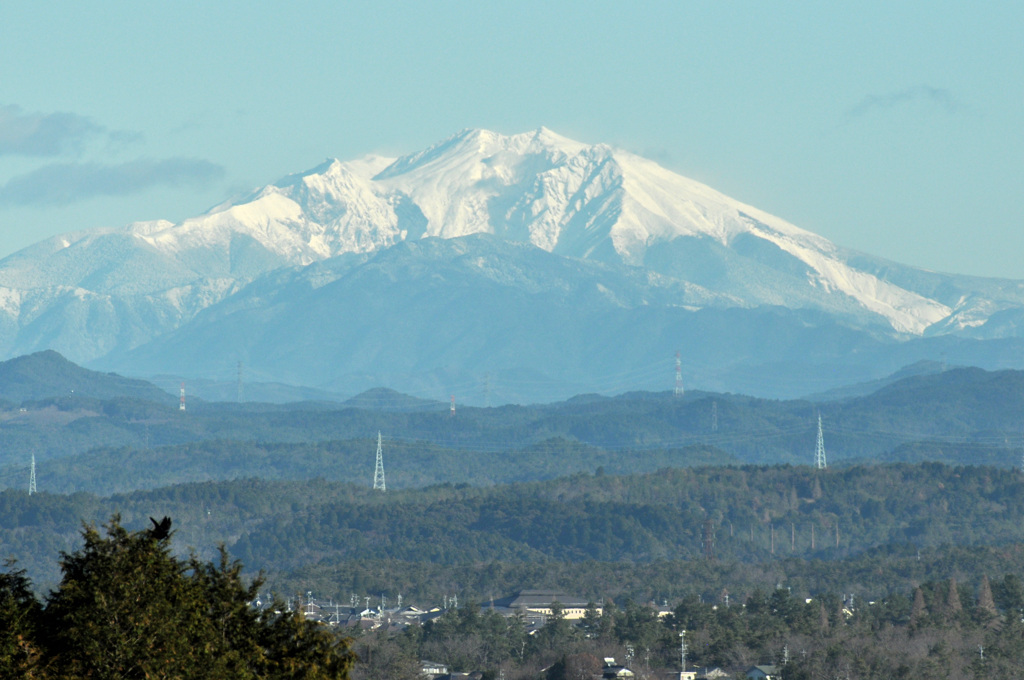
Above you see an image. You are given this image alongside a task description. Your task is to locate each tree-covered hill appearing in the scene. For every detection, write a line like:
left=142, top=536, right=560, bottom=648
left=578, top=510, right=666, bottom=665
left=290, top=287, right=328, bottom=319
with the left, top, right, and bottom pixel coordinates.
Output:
left=231, top=463, right=1024, bottom=572
left=28, top=439, right=731, bottom=495
left=3, top=353, right=1024, bottom=494
left=6, top=462, right=1024, bottom=602
left=0, top=350, right=174, bottom=405
left=826, top=367, right=1024, bottom=439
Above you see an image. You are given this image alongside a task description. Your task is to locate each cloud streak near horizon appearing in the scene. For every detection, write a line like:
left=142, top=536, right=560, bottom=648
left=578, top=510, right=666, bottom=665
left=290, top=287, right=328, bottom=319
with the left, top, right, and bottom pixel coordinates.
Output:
left=0, top=104, right=110, bottom=157
left=847, top=86, right=961, bottom=119
left=0, top=158, right=225, bottom=207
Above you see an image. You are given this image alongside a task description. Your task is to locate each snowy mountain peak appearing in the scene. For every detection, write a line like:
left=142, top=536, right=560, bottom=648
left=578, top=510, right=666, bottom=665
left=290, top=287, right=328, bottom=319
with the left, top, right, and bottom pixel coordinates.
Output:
left=2, top=127, right=1024, bottom=398
left=3, top=127, right=1018, bottom=348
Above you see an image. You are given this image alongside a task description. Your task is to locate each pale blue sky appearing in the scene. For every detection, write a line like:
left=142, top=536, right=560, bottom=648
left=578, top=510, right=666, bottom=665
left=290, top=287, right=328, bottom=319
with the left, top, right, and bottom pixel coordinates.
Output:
left=0, top=1, right=1021, bottom=276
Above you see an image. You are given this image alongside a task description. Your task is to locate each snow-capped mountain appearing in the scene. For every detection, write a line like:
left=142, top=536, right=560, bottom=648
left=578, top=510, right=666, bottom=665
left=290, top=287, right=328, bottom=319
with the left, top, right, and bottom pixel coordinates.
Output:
left=1, top=127, right=1022, bottom=400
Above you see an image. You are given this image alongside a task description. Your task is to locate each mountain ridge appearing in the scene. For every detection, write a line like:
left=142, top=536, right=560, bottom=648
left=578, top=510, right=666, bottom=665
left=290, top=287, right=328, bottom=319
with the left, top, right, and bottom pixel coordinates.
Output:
left=0, top=128, right=1022, bottom=398
left=0, top=349, right=173, bottom=404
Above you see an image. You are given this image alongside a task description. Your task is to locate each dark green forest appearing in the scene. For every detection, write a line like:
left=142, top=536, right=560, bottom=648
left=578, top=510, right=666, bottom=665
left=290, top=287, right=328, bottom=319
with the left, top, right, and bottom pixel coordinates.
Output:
left=7, top=463, right=1024, bottom=603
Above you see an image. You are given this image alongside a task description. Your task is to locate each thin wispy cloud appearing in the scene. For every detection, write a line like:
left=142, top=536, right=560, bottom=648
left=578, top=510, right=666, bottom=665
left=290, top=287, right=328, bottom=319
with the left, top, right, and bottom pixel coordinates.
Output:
left=0, top=158, right=225, bottom=207
left=0, top=104, right=110, bottom=157
left=105, top=129, right=146, bottom=152
left=847, top=86, right=961, bottom=119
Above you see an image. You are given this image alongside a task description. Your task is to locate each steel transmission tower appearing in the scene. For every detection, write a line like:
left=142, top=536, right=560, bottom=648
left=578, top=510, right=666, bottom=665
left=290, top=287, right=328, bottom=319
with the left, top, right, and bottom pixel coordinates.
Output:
left=179, top=382, right=186, bottom=412
left=815, top=413, right=827, bottom=470
left=28, top=454, right=37, bottom=495
left=674, top=351, right=684, bottom=396
left=679, top=630, right=687, bottom=673
left=372, top=432, right=386, bottom=491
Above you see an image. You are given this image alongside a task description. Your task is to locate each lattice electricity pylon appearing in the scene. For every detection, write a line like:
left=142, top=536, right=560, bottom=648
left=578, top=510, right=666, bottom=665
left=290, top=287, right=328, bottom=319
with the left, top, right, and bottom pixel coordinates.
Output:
left=702, top=519, right=716, bottom=561
left=372, top=432, right=386, bottom=491
left=29, top=454, right=37, bottom=495
left=815, top=413, right=827, bottom=470
left=674, top=351, right=684, bottom=396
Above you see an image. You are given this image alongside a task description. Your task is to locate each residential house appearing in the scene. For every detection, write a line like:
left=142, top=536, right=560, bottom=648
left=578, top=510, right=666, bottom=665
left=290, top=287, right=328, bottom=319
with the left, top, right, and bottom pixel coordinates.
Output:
left=421, top=660, right=449, bottom=678
left=602, top=657, right=635, bottom=679
left=491, top=590, right=598, bottom=621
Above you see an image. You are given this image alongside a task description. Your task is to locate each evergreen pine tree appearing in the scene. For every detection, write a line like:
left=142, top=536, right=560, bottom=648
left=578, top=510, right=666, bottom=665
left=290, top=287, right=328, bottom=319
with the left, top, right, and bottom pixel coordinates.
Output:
left=0, top=563, right=43, bottom=678
left=817, top=600, right=830, bottom=633
left=945, top=578, right=963, bottom=620
left=977, top=575, right=998, bottom=619
left=40, top=516, right=353, bottom=680
left=911, top=586, right=927, bottom=626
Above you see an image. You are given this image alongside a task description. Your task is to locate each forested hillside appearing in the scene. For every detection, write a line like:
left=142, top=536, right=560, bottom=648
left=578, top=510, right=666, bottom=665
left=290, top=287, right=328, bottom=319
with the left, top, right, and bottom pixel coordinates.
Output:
left=26, top=439, right=730, bottom=495
left=4, top=352, right=1024, bottom=497
left=6, top=463, right=1024, bottom=603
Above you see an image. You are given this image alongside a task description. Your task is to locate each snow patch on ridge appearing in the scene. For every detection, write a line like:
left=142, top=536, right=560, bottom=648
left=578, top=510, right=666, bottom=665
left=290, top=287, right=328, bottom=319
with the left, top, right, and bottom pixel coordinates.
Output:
left=741, top=220, right=951, bottom=334
left=0, top=287, right=22, bottom=316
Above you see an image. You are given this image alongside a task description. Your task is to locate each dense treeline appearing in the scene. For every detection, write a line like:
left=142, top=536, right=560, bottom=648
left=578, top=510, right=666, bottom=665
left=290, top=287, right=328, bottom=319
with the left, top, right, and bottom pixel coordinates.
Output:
left=7, top=463, right=1024, bottom=599
left=270, top=544, right=1024, bottom=611
left=233, top=463, right=1024, bottom=572
left=7, top=517, right=1024, bottom=679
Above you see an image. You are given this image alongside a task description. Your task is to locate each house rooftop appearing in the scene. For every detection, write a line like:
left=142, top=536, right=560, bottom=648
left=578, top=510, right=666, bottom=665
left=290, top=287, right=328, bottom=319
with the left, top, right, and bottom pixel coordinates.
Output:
left=492, top=590, right=592, bottom=609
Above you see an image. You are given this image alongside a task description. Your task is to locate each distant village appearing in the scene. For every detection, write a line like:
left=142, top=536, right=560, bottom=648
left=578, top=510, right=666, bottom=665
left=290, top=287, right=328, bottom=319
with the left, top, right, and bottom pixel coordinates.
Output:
left=268, top=589, right=610, bottom=634
left=259, top=589, right=798, bottom=680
